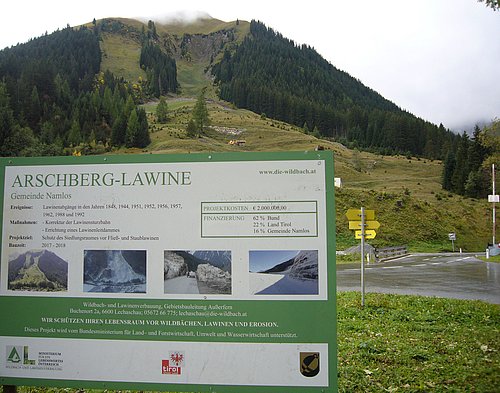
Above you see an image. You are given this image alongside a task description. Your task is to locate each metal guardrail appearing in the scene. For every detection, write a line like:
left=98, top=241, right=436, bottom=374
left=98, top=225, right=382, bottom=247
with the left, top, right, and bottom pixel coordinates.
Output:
left=375, top=245, right=408, bottom=261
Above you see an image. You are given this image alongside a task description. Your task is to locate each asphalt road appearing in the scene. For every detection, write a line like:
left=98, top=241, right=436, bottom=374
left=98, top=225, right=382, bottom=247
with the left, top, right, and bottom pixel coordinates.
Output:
left=336, top=253, right=500, bottom=304
left=164, top=275, right=200, bottom=294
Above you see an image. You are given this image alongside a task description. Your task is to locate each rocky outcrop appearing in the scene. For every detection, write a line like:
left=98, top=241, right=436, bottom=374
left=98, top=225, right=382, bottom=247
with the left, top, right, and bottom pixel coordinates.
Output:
left=164, top=251, right=188, bottom=279
left=288, top=250, right=318, bottom=280
left=196, top=263, right=231, bottom=294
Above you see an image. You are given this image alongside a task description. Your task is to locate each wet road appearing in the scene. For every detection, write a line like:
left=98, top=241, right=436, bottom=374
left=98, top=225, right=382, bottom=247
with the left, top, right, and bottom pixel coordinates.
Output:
left=336, top=253, right=500, bottom=304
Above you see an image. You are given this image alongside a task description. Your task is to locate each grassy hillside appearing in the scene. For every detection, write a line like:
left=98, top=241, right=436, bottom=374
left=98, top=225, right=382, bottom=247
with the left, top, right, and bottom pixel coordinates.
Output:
left=130, top=99, right=493, bottom=252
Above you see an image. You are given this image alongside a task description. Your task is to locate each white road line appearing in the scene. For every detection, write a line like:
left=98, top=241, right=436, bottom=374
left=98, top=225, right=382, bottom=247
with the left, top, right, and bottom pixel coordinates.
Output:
left=423, top=258, right=430, bottom=261
left=431, top=262, right=441, bottom=265
left=414, top=264, right=426, bottom=267
left=382, top=266, right=402, bottom=269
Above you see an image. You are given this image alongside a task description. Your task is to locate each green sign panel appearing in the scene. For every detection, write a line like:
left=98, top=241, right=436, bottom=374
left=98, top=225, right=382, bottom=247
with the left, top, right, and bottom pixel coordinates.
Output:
left=0, top=151, right=336, bottom=392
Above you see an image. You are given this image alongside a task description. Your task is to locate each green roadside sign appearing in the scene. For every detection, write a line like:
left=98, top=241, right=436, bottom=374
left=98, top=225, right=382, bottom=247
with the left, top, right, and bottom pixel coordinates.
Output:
left=0, top=151, right=336, bottom=393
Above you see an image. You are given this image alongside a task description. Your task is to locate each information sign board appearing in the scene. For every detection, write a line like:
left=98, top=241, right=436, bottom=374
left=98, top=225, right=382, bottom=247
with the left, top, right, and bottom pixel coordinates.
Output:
left=0, top=152, right=336, bottom=393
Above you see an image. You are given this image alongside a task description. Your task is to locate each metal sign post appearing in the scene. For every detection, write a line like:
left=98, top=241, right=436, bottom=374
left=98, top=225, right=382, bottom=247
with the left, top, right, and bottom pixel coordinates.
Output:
left=346, top=208, right=379, bottom=307
left=448, top=233, right=456, bottom=252
left=492, top=164, right=497, bottom=245
left=360, top=207, right=366, bottom=307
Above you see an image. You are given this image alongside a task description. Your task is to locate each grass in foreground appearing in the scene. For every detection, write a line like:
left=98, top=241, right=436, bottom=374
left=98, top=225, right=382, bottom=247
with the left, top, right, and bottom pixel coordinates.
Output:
left=337, top=292, right=499, bottom=392
left=3, top=293, right=498, bottom=393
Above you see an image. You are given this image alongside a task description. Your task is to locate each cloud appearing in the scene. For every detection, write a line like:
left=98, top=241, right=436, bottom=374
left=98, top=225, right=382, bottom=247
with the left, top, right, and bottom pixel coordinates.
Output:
left=138, top=10, right=212, bottom=25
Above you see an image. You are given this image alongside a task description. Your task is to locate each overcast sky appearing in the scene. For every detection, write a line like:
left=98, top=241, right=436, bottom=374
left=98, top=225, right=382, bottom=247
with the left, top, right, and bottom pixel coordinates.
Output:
left=1, top=0, right=498, bottom=131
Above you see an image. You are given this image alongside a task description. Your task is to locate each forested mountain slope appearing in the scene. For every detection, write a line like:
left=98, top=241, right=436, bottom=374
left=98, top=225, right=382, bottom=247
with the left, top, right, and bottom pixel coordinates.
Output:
left=212, top=21, right=459, bottom=159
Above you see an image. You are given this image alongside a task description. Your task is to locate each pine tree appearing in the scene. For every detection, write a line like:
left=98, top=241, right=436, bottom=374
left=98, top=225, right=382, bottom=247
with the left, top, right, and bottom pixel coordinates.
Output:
left=192, top=88, right=210, bottom=135
left=156, top=97, right=169, bottom=122
left=442, top=150, right=456, bottom=191
left=186, top=119, right=197, bottom=138
left=135, top=108, right=150, bottom=148
left=125, top=109, right=139, bottom=147
left=67, top=119, right=82, bottom=146
left=111, top=110, right=127, bottom=146
left=0, top=82, right=15, bottom=153
left=451, top=132, right=470, bottom=194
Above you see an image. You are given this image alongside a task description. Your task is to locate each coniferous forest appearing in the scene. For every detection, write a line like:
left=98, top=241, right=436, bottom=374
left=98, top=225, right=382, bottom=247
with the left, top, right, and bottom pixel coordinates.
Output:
left=212, top=21, right=460, bottom=160
left=0, top=25, right=163, bottom=156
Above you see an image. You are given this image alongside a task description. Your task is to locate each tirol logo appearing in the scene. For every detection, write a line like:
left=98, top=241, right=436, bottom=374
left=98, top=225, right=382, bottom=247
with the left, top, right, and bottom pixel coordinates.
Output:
left=300, top=352, right=320, bottom=377
left=6, top=346, right=35, bottom=365
left=162, top=351, right=185, bottom=375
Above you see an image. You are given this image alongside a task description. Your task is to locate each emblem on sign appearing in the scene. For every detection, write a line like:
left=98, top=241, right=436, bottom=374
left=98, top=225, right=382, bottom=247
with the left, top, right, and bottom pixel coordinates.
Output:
left=162, top=351, right=185, bottom=375
left=300, top=352, right=320, bottom=377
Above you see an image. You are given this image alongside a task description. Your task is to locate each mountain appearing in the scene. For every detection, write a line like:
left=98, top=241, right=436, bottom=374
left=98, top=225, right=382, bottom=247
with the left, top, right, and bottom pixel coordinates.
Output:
left=191, top=250, right=231, bottom=272
left=261, top=251, right=318, bottom=280
left=261, top=257, right=295, bottom=274
left=0, top=16, right=458, bottom=160
left=8, top=249, right=68, bottom=291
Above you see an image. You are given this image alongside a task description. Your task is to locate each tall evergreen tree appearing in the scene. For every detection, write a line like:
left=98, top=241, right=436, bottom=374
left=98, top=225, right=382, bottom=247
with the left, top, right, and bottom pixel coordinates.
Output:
left=192, top=88, right=210, bottom=134
left=125, top=109, right=139, bottom=147
left=451, top=132, right=470, bottom=194
left=156, top=97, right=169, bottom=122
left=67, top=119, right=82, bottom=146
left=0, top=82, right=15, bottom=154
left=442, top=150, right=456, bottom=191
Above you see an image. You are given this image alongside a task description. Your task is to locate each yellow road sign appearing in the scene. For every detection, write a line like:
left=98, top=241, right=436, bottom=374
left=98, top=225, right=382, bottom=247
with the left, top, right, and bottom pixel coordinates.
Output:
left=355, top=229, right=377, bottom=239
left=346, top=209, right=375, bottom=221
left=349, top=220, right=380, bottom=230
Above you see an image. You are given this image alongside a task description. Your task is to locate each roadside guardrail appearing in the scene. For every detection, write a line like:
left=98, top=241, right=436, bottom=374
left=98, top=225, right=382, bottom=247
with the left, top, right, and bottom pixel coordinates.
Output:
left=375, top=245, right=408, bottom=262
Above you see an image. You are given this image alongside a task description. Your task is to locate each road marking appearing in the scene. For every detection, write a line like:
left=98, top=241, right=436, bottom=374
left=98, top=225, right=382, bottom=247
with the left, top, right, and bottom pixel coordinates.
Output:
left=431, top=262, right=441, bottom=265
left=414, top=264, right=426, bottom=267
left=382, top=266, right=403, bottom=269
left=423, top=258, right=430, bottom=261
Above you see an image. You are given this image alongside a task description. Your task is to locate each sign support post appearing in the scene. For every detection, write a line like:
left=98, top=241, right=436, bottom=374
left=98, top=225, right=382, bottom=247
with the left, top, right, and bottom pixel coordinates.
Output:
left=360, top=207, right=365, bottom=307
left=346, top=207, right=379, bottom=307
left=493, top=163, right=497, bottom=246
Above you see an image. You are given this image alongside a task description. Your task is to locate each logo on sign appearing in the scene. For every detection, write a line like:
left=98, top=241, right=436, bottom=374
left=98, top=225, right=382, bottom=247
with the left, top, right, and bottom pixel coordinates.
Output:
left=300, top=352, right=320, bottom=377
left=6, top=346, right=35, bottom=365
left=162, top=351, right=185, bottom=375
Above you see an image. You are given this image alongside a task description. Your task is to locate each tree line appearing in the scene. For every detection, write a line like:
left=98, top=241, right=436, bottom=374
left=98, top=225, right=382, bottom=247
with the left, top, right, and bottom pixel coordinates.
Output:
left=442, top=122, right=499, bottom=198
left=212, top=20, right=459, bottom=159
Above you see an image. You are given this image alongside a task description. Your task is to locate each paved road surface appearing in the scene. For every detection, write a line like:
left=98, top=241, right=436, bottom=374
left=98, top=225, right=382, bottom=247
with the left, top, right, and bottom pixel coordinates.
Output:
left=337, top=253, right=500, bottom=304
left=164, top=276, right=200, bottom=294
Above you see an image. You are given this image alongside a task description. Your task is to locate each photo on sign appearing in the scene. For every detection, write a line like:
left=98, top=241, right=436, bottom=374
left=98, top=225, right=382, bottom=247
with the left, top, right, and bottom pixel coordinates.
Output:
left=8, top=249, right=68, bottom=292
left=83, top=250, right=147, bottom=293
left=164, top=250, right=231, bottom=295
left=249, top=250, right=318, bottom=295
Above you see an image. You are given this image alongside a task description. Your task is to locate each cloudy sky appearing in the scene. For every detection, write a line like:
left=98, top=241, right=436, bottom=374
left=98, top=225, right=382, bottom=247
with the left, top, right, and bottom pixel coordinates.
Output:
left=1, top=0, right=498, bottom=131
